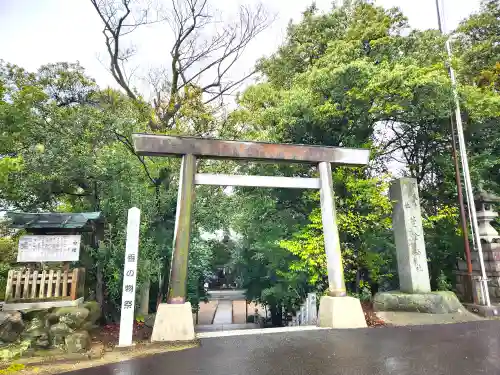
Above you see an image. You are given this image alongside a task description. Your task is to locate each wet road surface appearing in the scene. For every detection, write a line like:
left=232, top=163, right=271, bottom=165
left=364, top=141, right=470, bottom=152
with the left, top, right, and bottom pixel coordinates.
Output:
left=64, top=321, right=500, bottom=375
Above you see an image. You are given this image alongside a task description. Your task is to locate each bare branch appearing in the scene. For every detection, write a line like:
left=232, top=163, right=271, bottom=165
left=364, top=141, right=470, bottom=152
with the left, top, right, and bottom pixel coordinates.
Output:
left=113, top=130, right=156, bottom=184
left=90, top=0, right=164, bottom=100
left=91, top=0, right=273, bottom=131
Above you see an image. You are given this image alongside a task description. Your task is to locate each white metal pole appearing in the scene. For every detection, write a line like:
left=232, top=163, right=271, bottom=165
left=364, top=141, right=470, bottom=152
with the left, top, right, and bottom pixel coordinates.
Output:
left=436, top=0, right=490, bottom=305
left=437, top=0, right=478, bottom=255
left=446, top=43, right=490, bottom=306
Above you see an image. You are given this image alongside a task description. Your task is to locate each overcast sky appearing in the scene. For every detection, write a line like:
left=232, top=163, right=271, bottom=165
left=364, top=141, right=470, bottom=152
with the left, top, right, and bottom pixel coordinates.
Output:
left=0, top=0, right=481, bottom=92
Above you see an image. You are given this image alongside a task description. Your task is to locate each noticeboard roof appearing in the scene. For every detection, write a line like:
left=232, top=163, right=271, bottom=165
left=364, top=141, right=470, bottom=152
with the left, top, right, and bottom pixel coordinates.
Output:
left=6, top=212, right=102, bottom=229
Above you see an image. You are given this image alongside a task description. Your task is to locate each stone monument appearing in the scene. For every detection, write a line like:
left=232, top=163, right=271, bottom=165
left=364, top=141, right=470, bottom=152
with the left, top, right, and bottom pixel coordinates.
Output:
left=374, top=178, right=463, bottom=314
left=390, top=178, right=431, bottom=293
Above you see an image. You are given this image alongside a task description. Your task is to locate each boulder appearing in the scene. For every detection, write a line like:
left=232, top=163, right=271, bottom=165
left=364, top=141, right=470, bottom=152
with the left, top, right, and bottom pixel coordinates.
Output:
left=65, top=331, right=91, bottom=353
left=50, top=334, right=65, bottom=349
left=49, top=323, right=73, bottom=348
left=30, top=331, right=50, bottom=349
left=22, top=316, right=50, bottom=349
left=22, top=309, right=49, bottom=322
left=46, top=313, right=59, bottom=325
left=53, top=307, right=89, bottom=329
left=49, top=322, right=73, bottom=336
left=82, top=301, right=101, bottom=324
left=0, top=311, right=24, bottom=343
left=24, top=316, right=47, bottom=333
left=81, top=322, right=99, bottom=332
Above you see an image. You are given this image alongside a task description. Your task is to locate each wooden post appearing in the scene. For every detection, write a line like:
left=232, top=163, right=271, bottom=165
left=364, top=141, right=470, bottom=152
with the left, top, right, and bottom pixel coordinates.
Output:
left=78, top=268, right=86, bottom=298
left=39, top=270, right=46, bottom=299
left=167, top=154, right=197, bottom=304
left=318, top=161, right=346, bottom=297
left=62, top=270, right=68, bottom=298
left=55, top=270, right=62, bottom=298
left=15, top=270, right=22, bottom=299
left=5, top=270, right=13, bottom=301
left=22, top=270, right=30, bottom=298
left=70, top=269, right=79, bottom=300
left=47, top=270, right=54, bottom=298
left=31, top=270, right=38, bottom=299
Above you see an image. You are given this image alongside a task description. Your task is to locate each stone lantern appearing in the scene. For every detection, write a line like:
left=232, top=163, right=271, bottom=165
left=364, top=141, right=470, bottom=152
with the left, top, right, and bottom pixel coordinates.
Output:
left=474, top=190, right=500, bottom=244
left=456, top=190, right=500, bottom=305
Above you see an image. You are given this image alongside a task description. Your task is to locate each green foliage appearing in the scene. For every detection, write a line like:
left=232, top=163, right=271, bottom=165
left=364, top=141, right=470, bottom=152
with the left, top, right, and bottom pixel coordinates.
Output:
left=436, top=271, right=453, bottom=292
left=0, top=221, right=19, bottom=300
left=0, top=61, right=216, bottom=319
left=0, top=0, right=498, bottom=325
left=422, top=206, right=463, bottom=291
left=456, top=0, right=500, bottom=90
left=280, top=170, right=394, bottom=294
left=0, top=363, right=25, bottom=374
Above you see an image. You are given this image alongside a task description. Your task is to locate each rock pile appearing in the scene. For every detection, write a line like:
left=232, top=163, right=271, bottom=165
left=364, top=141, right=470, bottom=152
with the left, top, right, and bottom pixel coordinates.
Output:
left=0, top=301, right=100, bottom=360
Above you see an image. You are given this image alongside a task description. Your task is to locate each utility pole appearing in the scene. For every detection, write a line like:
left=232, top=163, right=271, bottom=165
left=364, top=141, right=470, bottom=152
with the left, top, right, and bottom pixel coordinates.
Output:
left=435, top=0, right=474, bottom=303
left=435, top=0, right=490, bottom=306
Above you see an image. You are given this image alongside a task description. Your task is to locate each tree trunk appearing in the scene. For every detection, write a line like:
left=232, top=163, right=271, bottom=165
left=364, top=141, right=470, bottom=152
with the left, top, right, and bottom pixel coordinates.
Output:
left=138, top=279, right=150, bottom=316
left=96, top=264, right=105, bottom=320
left=355, top=268, right=361, bottom=294
left=269, top=304, right=283, bottom=327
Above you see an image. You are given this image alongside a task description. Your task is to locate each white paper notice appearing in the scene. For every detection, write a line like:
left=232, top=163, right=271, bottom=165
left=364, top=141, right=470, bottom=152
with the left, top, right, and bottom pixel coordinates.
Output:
left=17, top=235, right=81, bottom=262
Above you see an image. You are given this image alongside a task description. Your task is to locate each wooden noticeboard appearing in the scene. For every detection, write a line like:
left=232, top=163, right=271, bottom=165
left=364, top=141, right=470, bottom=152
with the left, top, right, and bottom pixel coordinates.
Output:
left=17, top=235, right=81, bottom=263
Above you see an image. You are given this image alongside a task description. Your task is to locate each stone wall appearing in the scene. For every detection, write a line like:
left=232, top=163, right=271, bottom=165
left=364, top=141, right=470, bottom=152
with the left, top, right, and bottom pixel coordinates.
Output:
left=0, top=301, right=100, bottom=360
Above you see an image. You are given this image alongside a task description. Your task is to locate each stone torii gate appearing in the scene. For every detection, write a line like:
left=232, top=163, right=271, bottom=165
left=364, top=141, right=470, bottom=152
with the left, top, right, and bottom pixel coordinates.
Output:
left=132, top=134, right=369, bottom=341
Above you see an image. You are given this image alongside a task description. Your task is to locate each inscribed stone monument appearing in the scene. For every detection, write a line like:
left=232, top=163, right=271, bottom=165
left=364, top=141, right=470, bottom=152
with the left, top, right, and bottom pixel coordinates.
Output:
left=390, top=178, right=431, bottom=293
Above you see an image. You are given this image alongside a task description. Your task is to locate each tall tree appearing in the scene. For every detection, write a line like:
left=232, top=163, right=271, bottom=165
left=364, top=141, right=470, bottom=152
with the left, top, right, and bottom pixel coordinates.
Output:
left=229, top=0, right=500, bottom=297
left=0, top=61, right=222, bottom=319
left=90, top=0, right=270, bottom=131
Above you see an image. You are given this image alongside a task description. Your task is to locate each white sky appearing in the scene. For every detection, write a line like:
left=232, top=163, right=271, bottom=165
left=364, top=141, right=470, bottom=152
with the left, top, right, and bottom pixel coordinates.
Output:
left=0, top=0, right=480, bottom=92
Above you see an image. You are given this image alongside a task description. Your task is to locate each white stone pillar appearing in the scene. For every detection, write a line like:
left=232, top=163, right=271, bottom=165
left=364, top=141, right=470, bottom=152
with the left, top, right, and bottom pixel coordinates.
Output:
left=118, top=207, right=141, bottom=347
left=307, top=293, right=317, bottom=325
left=305, top=297, right=310, bottom=324
left=390, top=178, right=431, bottom=293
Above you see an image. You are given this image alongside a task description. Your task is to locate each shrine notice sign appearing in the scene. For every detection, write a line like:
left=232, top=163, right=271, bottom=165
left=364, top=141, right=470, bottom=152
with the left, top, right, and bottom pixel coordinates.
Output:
left=17, top=235, right=81, bottom=262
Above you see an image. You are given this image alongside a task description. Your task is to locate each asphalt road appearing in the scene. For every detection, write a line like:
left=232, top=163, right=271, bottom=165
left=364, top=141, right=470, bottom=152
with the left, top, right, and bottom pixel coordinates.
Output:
left=64, top=321, right=500, bottom=375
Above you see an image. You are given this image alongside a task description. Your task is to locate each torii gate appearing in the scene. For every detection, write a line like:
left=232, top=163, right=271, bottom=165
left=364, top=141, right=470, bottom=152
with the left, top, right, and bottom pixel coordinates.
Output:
left=132, top=134, right=369, bottom=341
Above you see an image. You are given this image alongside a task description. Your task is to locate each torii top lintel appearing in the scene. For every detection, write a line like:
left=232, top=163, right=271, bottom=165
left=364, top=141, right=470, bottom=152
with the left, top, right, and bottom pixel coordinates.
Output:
left=132, top=134, right=370, bottom=166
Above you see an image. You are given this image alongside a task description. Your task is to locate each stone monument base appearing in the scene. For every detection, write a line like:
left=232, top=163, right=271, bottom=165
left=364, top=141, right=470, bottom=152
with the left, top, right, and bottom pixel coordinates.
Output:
left=317, top=296, right=367, bottom=328
left=151, top=302, right=195, bottom=342
left=463, top=303, right=500, bottom=317
left=373, top=291, right=463, bottom=314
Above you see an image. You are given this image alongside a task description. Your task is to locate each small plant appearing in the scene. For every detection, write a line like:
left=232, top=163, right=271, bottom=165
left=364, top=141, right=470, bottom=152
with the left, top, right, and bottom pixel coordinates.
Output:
left=359, top=287, right=372, bottom=302
left=437, top=271, right=452, bottom=291
left=0, top=363, right=25, bottom=374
